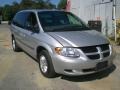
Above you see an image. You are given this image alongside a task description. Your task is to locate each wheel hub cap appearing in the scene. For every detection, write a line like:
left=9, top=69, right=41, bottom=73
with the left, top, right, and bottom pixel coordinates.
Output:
left=40, top=55, right=48, bottom=73
left=12, top=39, right=15, bottom=50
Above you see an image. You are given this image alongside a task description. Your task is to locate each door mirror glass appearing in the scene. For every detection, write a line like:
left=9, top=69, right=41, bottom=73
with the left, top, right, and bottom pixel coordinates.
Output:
left=88, top=20, right=102, bottom=32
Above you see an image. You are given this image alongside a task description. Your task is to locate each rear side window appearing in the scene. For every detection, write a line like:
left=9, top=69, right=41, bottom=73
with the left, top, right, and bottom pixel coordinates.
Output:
left=12, top=12, right=29, bottom=28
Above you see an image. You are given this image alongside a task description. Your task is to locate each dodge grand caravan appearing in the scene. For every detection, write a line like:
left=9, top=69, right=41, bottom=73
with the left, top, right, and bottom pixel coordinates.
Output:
left=10, top=10, right=113, bottom=78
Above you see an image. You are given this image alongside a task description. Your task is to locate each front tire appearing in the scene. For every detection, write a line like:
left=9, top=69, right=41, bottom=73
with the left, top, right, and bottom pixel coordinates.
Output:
left=39, top=50, right=56, bottom=78
left=12, top=37, right=21, bottom=52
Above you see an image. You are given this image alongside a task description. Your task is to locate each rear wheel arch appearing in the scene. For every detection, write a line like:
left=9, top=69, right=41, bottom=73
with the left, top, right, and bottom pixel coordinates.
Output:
left=11, top=34, right=21, bottom=52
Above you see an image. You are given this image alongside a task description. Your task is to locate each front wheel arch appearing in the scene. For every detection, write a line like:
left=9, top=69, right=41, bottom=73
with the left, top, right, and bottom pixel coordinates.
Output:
left=36, top=44, right=53, bottom=59
left=38, top=50, right=56, bottom=78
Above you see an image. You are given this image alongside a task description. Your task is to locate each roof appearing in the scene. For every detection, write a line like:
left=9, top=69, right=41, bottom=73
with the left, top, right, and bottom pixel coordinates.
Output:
left=18, top=9, right=65, bottom=13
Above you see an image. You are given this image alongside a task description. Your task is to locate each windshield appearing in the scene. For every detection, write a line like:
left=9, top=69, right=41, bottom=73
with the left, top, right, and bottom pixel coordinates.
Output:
left=38, top=11, right=90, bottom=32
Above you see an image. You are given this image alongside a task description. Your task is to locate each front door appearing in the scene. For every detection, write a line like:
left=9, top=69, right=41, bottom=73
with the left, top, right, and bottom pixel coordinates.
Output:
left=23, top=12, right=40, bottom=57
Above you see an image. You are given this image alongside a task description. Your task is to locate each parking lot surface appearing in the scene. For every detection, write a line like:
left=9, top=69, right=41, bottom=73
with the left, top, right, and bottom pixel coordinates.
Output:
left=0, top=24, right=120, bottom=90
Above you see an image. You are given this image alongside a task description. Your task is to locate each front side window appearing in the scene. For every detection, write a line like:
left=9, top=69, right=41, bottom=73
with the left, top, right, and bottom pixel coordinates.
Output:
left=25, top=12, right=39, bottom=32
left=38, top=11, right=90, bottom=32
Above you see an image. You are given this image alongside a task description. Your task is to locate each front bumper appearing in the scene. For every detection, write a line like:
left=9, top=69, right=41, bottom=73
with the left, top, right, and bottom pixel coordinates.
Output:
left=51, top=53, right=114, bottom=76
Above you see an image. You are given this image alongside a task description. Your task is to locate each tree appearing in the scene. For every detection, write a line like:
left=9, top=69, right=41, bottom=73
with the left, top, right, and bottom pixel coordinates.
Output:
left=32, top=0, right=47, bottom=9
left=47, top=3, right=56, bottom=9
left=11, top=2, right=20, bottom=19
left=2, top=5, right=12, bottom=21
left=58, top=0, right=67, bottom=9
left=0, top=7, right=2, bottom=14
left=0, top=7, right=2, bottom=22
left=1, top=0, right=56, bottom=21
left=19, top=0, right=34, bottom=10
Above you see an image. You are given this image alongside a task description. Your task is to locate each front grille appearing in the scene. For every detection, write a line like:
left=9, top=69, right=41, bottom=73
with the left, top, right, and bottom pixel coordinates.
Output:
left=100, top=44, right=109, bottom=51
left=103, top=52, right=110, bottom=57
left=79, top=44, right=110, bottom=60
left=80, top=46, right=97, bottom=53
left=87, top=54, right=100, bottom=60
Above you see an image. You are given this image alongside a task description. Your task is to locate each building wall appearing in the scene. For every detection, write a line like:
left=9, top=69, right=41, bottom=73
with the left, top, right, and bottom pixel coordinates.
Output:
left=70, top=0, right=116, bottom=35
left=116, top=0, right=120, bottom=19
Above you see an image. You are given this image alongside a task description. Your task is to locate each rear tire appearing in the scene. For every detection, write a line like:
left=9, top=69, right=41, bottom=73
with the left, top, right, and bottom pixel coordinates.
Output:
left=12, top=37, right=21, bottom=52
left=39, top=50, right=56, bottom=78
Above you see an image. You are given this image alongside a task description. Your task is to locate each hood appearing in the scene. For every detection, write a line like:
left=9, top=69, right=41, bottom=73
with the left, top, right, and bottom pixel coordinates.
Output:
left=47, top=30, right=109, bottom=47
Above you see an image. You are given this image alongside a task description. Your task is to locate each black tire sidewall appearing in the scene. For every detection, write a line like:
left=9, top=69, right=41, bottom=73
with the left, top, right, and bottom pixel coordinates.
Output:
left=12, top=37, right=20, bottom=52
left=39, top=50, right=56, bottom=78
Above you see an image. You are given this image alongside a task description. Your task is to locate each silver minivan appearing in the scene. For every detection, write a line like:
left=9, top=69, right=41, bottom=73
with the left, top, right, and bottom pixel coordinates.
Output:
left=10, top=10, right=114, bottom=78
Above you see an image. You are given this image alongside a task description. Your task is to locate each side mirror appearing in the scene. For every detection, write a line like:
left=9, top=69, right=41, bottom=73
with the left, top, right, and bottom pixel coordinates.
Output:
left=26, top=22, right=32, bottom=30
left=26, top=22, right=40, bottom=33
left=88, top=20, right=102, bottom=32
left=32, top=28, right=39, bottom=33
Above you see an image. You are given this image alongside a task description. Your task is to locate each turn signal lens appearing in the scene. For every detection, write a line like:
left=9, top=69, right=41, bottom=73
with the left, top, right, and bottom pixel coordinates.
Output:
left=55, top=47, right=62, bottom=54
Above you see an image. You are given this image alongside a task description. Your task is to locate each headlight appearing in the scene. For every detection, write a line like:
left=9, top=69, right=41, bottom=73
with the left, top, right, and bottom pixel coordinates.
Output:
left=55, top=47, right=80, bottom=58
